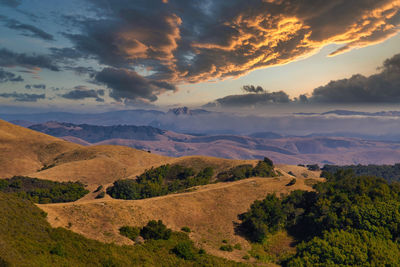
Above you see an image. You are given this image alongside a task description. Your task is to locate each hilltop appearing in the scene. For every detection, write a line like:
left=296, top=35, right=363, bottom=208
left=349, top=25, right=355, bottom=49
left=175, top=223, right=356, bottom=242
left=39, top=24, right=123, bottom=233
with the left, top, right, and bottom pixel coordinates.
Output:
left=18, top=121, right=400, bottom=165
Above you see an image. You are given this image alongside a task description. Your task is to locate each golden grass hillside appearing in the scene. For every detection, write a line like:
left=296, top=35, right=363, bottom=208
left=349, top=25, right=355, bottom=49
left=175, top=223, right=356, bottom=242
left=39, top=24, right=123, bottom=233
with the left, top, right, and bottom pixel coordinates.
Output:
left=0, top=119, right=259, bottom=194
left=39, top=166, right=323, bottom=262
left=0, top=119, right=80, bottom=177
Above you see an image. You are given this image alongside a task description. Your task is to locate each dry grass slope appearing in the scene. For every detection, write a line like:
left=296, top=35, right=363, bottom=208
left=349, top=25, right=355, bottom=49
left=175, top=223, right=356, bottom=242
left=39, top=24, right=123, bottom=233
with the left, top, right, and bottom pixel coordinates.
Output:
left=0, top=119, right=324, bottom=264
left=0, top=120, right=80, bottom=178
left=39, top=167, right=323, bottom=263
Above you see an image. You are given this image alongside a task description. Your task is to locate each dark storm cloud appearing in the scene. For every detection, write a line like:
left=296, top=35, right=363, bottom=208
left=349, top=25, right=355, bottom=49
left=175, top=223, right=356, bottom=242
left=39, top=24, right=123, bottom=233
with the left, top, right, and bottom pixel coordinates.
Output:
left=0, top=48, right=59, bottom=71
left=94, top=68, right=176, bottom=102
left=205, top=91, right=291, bottom=108
left=0, top=92, right=45, bottom=102
left=0, top=68, right=23, bottom=82
left=57, top=0, right=399, bottom=102
left=0, top=16, right=54, bottom=40
left=25, top=84, right=46, bottom=89
left=61, top=86, right=104, bottom=102
left=309, top=53, right=400, bottom=103
left=0, top=0, right=20, bottom=7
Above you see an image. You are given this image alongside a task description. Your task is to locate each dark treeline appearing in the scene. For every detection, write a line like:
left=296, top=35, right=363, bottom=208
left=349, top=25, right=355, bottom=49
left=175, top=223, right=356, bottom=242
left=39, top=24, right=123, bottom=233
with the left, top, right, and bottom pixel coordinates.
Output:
left=0, top=176, right=88, bottom=203
left=108, top=158, right=276, bottom=200
left=239, top=170, right=400, bottom=266
left=321, top=163, right=400, bottom=182
left=107, top=164, right=214, bottom=200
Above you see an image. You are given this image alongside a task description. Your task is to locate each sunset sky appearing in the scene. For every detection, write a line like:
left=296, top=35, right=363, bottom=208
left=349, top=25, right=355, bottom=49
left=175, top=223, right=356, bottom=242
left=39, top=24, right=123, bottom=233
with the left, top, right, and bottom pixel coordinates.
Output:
left=0, top=0, right=399, bottom=112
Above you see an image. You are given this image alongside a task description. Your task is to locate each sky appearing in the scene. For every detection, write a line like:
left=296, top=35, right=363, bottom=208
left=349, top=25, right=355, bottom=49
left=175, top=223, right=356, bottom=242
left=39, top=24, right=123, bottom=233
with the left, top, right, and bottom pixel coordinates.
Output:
left=0, top=0, right=399, bottom=113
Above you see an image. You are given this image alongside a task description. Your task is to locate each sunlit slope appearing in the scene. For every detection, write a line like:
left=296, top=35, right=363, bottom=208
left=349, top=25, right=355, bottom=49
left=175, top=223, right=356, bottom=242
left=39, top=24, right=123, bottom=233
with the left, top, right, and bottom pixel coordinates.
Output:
left=0, top=119, right=258, bottom=192
left=0, top=119, right=80, bottom=177
left=39, top=166, right=323, bottom=262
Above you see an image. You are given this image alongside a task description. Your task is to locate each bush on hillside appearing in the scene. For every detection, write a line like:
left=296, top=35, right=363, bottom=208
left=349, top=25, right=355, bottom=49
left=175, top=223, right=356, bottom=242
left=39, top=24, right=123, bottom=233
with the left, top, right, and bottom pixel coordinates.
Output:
left=0, top=176, right=88, bottom=203
left=217, top=157, right=276, bottom=182
left=119, top=226, right=140, bottom=241
left=173, top=241, right=195, bottom=260
left=140, top=220, right=172, bottom=240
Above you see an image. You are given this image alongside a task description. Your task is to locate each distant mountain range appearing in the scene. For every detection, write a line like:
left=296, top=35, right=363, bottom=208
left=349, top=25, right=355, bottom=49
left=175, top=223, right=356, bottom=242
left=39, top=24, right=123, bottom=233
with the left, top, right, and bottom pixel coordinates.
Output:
left=4, top=107, right=400, bottom=141
left=295, top=110, right=400, bottom=117
left=16, top=121, right=400, bottom=165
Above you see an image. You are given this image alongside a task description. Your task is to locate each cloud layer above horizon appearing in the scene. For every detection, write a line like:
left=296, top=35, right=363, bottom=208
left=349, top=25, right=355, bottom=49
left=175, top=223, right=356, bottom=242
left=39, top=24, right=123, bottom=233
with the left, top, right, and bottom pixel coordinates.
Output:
left=0, top=0, right=399, bottom=105
left=205, top=53, right=400, bottom=107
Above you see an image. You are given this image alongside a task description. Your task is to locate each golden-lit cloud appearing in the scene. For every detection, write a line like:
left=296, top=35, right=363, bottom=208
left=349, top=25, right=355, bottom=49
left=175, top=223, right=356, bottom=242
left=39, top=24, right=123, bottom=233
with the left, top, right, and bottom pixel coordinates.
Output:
left=68, top=0, right=400, bottom=101
left=182, top=0, right=400, bottom=83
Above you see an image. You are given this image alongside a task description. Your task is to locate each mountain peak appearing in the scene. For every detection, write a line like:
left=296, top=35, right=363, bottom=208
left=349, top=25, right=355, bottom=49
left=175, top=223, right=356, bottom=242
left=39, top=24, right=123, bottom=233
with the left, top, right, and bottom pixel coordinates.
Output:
left=167, top=107, right=210, bottom=116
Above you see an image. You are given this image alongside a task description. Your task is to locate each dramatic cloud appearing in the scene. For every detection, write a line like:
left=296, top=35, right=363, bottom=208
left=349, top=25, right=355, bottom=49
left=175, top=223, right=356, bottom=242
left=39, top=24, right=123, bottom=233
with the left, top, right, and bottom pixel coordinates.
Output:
left=0, top=68, right=23, bottom=82
left=0, top=48, right=59, bottom=71
left=309, top=53, right=400, bottom=103
left=25, top=84, right=46, bottom=89
left=57, top=0, right=399, bottom=101
left=61, top=86, right=104, bottom=102
left=207, top=53, right=400, bottom=107
left=0, top=92, right=45, bottom=102
left=0, top=16, right=54, bottom=40
left=204, top=91, right=290, bottom=108
left=95, top=68, right=176, bottom=102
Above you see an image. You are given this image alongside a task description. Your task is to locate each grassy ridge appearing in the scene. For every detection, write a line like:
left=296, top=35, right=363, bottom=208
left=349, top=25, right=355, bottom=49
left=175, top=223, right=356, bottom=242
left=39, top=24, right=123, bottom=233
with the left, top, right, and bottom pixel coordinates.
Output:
left=0, top=192, right=247, bottom=267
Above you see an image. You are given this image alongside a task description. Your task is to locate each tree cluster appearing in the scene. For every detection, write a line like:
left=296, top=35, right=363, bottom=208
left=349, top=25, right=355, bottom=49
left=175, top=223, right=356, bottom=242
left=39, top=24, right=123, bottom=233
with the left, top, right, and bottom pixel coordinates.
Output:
left=0, top=176, right=88, bottom=203
left=217, top=157, right=276, bottom=181
left=322, top=163, right=400, bottom=182
left=107, top=164, right=214, bottom=200
left=239, top=170, right=400, bottom=265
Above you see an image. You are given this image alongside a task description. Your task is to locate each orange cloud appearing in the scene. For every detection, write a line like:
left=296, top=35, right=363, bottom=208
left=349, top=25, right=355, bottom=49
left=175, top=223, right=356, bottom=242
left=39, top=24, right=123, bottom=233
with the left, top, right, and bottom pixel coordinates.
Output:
left=178, top=0, right=400, bottom=84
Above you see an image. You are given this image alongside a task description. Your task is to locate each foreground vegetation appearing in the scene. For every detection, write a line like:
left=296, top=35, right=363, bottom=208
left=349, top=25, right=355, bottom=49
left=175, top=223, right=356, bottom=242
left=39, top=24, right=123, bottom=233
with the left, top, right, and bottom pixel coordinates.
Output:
left=322, top=163, right=400, bottom=182
left=108, top=158, right=277, bottom=200
left=0, top=192, right=247, bottom=267
left=239, top=170, right=400, bottom=266
left=0, top=176, right=88, bottom=203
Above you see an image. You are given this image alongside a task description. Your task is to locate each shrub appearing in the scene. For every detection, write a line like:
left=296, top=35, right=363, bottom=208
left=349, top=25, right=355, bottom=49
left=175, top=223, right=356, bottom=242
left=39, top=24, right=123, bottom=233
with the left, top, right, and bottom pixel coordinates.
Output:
left=239, top=194, right=285, bottom=242
left=140, top=220, right=172, bottom=240
left=95, top=192, right=105, bottom=199
left=233, top=243, right=242, bottom=250
left=50, top=243, right=65, bottom=257
left=181, top=226, right=191, bottom=233
left=94, top=185, right=103, bottom=193
left=119, top=226, right=140, bottom=241
left=263, top=157, right=274, bottom=167
left=242, top=255, right=250, bottom=260
left=306, top=164, right=320, bottom=171
left=219, top=245, right=233, bottom=252
left=173, top=242, right=195, bottom=260
left=252, top=161, right=276, bottom=177
left=286, top=179, right=296, bottom=186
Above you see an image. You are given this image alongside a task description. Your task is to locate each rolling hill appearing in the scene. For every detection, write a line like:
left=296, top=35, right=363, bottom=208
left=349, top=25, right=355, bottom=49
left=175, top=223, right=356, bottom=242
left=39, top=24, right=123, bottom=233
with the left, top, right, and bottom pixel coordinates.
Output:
left=0, top=117, right=323, bottom=264
left=22, top=121, right=400, bottom=165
